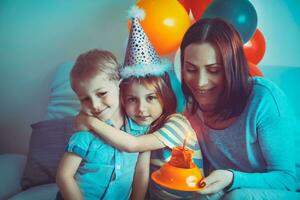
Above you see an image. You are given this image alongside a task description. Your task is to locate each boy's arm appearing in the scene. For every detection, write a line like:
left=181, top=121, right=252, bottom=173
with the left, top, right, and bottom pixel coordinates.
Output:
left=77, top=113, right=165, bottom=152
left=56, top=152, right=83, bottom=200
left=131, top=151, right=151, bottom=200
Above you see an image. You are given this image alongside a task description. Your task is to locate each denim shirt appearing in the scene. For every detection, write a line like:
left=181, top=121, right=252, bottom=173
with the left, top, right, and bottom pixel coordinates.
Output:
left=65, top=116, right=148, bottom=200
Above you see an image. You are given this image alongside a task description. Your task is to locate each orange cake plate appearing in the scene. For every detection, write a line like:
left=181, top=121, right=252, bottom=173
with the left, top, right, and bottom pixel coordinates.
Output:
left=151, top=163, right=205, bottom=191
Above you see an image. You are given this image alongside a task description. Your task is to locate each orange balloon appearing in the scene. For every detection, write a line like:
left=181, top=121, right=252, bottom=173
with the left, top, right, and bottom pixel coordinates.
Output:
left=248, top=62, right=263, bottom=77
left=136, top=0, right=191, bottom=55
left=243, top=29, right=266, bottom=64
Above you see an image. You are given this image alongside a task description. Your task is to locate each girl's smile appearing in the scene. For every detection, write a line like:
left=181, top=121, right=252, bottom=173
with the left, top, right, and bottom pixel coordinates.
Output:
left=124, top=82, right=163, bottom=126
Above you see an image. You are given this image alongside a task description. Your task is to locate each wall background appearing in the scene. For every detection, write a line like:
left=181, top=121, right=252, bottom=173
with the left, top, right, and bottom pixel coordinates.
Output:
left=0, top=0, right=299, bottom=154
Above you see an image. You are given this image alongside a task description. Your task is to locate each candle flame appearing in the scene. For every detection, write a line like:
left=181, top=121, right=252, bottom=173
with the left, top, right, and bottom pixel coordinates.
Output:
left=185, top=132, right=192, bottom=142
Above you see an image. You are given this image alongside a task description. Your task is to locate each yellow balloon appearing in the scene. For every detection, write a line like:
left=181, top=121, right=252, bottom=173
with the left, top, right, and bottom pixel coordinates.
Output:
left=136, top=0, right=191, bottom=55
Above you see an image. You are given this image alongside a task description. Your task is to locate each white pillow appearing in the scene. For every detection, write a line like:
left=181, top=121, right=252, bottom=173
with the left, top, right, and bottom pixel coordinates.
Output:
left=46, top=61, right=80, bottom=119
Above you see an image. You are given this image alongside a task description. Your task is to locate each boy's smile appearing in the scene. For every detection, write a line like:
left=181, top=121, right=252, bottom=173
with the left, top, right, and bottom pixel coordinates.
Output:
left=74, top=73, right=121, bottom=122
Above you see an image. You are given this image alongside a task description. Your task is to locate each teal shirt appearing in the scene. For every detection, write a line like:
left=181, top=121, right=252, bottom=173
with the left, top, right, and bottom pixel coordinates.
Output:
left=186, top=77, right=299, bottom=191
left=65, top=117, right=148, bottom=200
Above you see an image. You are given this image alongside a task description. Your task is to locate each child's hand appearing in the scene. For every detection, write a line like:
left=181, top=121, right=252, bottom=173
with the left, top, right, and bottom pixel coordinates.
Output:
left=74, top=111, right=93, bottom=131
left=197, top=169, right=233, bottom=195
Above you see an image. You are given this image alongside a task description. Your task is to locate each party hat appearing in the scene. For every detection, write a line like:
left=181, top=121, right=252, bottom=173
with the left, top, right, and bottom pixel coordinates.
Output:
left=120, top=6, right=172, bottom=79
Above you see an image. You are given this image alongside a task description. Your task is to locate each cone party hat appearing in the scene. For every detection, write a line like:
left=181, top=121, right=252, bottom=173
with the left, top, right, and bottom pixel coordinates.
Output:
left=120, top=6, right=171, bottom=79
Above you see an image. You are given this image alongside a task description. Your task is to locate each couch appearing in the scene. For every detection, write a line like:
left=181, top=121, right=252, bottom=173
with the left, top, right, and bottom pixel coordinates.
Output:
left=0, top=63, right=299, bottom=200
left=0, top=62, right=80, bottom=200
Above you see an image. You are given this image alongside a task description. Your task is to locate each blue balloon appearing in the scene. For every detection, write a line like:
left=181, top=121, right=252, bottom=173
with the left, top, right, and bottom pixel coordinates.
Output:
left=203, top=0, right=257, bottom=43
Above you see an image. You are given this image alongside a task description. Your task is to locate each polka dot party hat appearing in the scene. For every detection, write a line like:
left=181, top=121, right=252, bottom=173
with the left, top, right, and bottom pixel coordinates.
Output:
left=120, top=6, right=172, bottom=79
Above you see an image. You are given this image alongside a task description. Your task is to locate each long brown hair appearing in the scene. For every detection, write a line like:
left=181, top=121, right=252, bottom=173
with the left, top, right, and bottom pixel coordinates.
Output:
left=180, top=18, right=252, bottom=120
left=120, top=73, right=177, bottom=132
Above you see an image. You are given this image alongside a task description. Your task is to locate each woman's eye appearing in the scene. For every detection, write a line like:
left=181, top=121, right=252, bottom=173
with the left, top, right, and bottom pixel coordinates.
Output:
left=185, top=67, right=197, bottom=73
left=208, top=67, right=220, bottom=74
left=187, top=69, right=196, bottom=73
left=97, top=92, right=107, bottom=97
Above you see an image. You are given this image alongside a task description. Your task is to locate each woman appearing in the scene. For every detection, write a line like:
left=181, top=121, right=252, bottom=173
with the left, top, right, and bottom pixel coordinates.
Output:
left=180, top=18, right=300, bottom=199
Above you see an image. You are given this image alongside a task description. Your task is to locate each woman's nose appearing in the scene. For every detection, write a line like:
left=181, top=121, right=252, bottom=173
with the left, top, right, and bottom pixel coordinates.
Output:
left=198, top=70, right=209, bottom=87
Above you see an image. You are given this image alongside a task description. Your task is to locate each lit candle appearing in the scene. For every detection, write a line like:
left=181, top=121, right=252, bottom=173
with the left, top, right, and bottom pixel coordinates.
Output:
left=182, top=132, right=191, bottom=149
left=182, top=138, right=187, bottom=149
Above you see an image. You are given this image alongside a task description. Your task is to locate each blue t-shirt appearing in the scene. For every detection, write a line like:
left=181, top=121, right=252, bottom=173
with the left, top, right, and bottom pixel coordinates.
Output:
left=186, top=77, right=299, bottom=191
left=65, top=117, right=148, bottom=200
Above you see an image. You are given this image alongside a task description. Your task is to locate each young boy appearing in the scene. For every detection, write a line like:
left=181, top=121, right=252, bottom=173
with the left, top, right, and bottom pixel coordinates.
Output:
left=56, top=49, right=148, bottom=200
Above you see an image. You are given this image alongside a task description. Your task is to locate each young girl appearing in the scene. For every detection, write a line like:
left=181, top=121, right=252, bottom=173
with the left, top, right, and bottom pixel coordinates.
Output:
left=75, top=10, right=204, bottom=200
left=55, top=49, right=148, bottom=200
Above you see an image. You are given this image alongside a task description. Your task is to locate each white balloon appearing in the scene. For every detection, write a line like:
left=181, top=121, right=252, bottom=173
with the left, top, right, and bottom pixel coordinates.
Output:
left=173, top=48, right=181, bottom=82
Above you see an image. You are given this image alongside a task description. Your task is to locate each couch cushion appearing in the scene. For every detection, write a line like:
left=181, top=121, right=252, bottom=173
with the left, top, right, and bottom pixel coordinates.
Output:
left=0, top=154, right=26, bottom=200
left=260, top=65, right=300, bottom=118
left=21, top=117, right=74, bottom=190
left=9, top=183, right=58, bottom=200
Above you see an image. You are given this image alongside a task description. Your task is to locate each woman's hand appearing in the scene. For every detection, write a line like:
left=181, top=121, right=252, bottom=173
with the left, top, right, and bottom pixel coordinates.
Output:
left=74, top=111, right=94, bottom=131
left=197, top=169, right=233, bottom=195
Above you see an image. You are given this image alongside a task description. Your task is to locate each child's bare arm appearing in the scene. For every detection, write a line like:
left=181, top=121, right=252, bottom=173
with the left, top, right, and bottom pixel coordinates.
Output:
left=56, top=152, right=83, bottom=200
left=131, top=151, right=151, bottom=200
left=77, top=113, right=165, bottom=152
left=74, top=111, right=91, bottom=131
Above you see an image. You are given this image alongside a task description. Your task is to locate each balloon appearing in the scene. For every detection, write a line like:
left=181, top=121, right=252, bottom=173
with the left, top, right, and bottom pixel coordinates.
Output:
left=243, top=29, right=266, bottom=64
left=190, top=0, right=213, bottom=21
left=178, top=0, right=191, bottom=13
left=203, top=0, right=257, bottom=43
left=136, top=0, right=191, bottom=55
left=248, top=62, right=263, bottom=77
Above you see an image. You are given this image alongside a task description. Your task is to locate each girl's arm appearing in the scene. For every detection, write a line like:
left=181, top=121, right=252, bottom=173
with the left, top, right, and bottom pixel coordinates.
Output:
left=131, top=151, right=151, bottom=200
left=75, top=112, right=165, bottom=152
left=56, top=152, right=83, bottom=200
